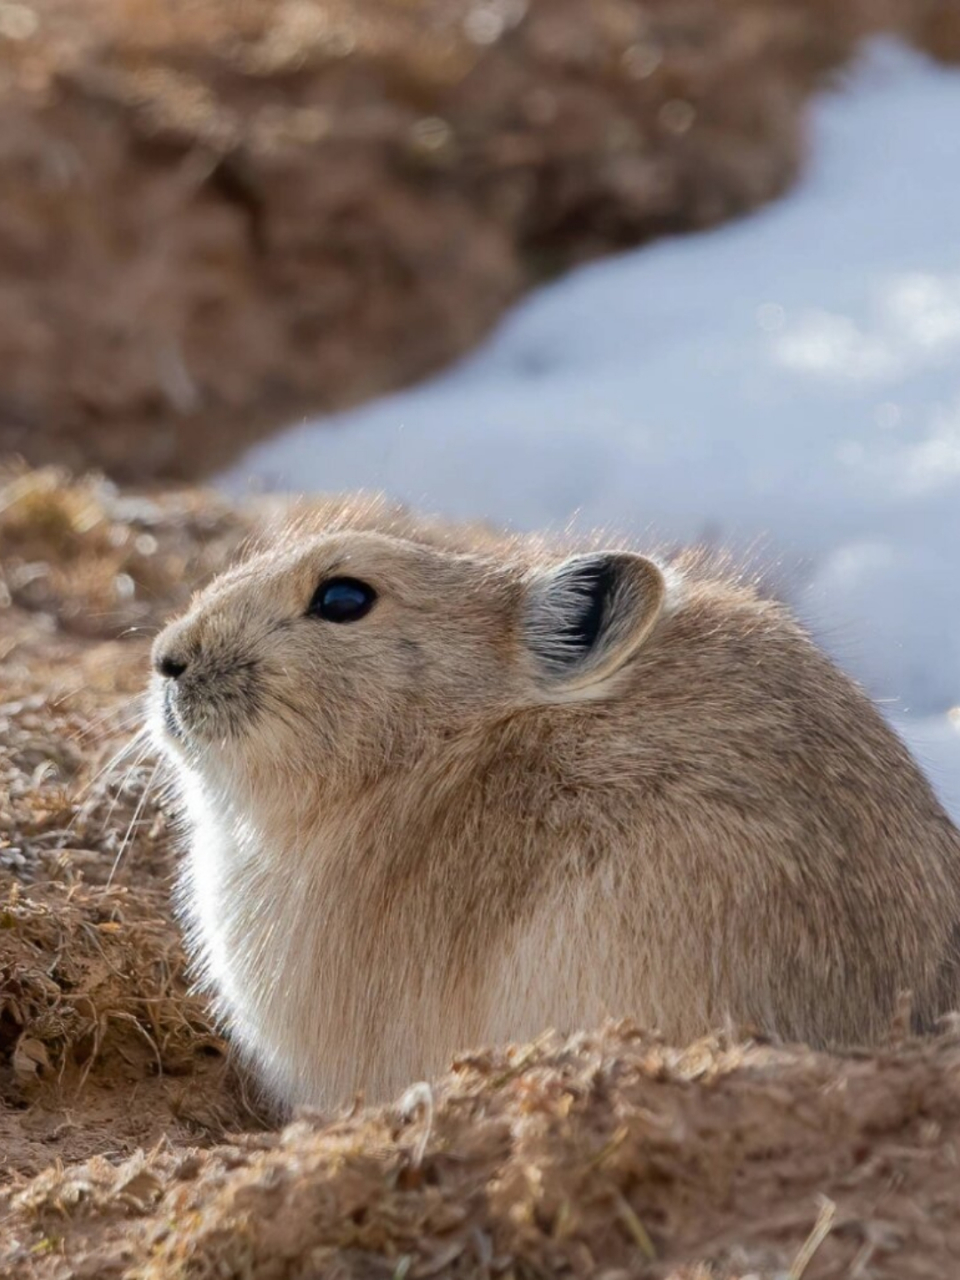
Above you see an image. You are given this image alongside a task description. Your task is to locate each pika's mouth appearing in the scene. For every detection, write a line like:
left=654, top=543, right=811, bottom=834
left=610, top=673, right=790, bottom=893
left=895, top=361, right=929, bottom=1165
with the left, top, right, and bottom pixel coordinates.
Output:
left=154, top=661, right=263, bottom=750
left=162, top=681, right=184, bottom=741
left=159, top=679, right=211, bottom=745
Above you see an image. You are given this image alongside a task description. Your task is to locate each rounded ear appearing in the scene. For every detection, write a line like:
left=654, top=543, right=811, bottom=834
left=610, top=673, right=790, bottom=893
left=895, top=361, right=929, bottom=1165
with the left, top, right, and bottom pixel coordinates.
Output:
left=522, top=551, right=666, bottom=696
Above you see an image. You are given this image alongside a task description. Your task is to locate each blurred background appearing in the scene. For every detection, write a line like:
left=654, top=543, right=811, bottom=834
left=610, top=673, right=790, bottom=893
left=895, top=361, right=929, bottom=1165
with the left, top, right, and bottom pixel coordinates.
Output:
left=1, top=0, right=959, bottom=807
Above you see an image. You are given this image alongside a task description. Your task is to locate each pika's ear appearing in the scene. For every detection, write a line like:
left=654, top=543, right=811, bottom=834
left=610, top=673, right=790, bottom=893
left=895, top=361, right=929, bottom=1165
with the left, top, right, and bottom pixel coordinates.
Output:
left=522, top=551, right=666, bottom=695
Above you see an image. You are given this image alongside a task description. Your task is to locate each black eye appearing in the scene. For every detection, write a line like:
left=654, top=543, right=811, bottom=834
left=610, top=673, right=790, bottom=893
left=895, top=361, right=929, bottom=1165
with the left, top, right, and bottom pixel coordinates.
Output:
left=307, top=577, right=377, bottom=623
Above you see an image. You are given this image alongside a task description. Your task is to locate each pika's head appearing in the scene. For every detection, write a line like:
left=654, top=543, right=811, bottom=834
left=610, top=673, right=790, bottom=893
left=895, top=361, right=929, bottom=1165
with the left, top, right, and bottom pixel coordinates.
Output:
left=150, top=523, right=668, bottom=791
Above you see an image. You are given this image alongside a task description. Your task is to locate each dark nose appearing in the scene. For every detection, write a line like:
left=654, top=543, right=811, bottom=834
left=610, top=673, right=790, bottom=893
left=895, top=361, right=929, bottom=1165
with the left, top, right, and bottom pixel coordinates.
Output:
left=155, top=652, right=189, bottom=680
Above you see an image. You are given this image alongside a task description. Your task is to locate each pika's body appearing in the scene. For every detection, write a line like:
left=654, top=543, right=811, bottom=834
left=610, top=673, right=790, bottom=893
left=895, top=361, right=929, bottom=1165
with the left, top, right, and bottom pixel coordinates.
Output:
left=151, top=499, right=960, bottom=1108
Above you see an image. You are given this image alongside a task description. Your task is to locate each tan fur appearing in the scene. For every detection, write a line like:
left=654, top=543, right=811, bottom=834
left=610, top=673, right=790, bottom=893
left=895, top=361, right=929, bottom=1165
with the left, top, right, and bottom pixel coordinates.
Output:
left=149, top=495, right=960, bottom=1109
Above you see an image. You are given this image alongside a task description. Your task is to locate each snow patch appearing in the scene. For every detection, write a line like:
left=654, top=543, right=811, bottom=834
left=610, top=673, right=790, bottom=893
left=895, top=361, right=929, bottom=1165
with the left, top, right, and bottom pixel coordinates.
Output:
left=224, top=40, right=960, bottom=817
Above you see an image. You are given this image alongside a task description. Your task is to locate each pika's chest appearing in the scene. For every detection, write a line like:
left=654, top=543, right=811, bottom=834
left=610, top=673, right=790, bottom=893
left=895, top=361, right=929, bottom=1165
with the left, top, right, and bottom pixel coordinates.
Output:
left=181, top=821, right=452, bottom=1100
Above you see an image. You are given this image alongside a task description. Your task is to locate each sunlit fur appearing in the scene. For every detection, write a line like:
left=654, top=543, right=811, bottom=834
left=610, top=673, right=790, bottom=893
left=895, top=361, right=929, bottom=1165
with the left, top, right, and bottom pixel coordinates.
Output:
left=149, top=495, right=960, bottom=1109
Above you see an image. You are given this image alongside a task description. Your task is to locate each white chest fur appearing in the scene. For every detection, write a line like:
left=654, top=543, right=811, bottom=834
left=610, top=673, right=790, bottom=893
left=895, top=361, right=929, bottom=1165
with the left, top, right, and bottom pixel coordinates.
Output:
left=175, top=780, right=663, bottom=1108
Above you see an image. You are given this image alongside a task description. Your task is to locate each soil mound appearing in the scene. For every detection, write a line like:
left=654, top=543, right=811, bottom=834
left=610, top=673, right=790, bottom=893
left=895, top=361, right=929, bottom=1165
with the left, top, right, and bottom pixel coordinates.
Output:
left=2, top=0, right=955, bottom=482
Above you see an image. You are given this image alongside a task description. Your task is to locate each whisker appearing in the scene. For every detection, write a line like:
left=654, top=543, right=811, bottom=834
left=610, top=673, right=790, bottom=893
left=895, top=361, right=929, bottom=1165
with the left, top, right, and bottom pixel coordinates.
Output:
left=72, top=726, right=151, bottom=809
left=69, top=696, right=150, bottom=746
left=70, top=715, right=146, bottom=753
left=118, top=624, right=163, bottom=639
left=107, top=758, right=162, bottom=888
left=59, top=729, right=154, bottom=850
left=94, top=738, right=156, bottom=847
left=50, top=684, right=87, bottom=711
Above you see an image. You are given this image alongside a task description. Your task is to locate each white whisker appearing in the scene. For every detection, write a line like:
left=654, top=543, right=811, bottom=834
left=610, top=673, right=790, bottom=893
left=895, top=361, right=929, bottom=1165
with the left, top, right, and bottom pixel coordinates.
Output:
left=107, top=758, right=162, bottom=888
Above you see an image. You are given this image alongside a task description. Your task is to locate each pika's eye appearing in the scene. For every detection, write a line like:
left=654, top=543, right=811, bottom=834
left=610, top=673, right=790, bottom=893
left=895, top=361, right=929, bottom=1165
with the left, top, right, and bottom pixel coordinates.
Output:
left=307, top=577, right=377, bottom=623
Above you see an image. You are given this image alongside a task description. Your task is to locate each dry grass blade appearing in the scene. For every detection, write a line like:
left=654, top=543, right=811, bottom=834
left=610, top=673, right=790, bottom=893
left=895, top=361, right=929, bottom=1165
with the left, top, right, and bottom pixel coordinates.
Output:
left=789, top=1196, right=838, bottom=1279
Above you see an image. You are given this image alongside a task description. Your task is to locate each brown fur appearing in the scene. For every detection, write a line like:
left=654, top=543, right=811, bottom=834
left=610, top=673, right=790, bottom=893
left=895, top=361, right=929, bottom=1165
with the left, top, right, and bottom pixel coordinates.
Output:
left=149, top=496, right=960, bottom=1107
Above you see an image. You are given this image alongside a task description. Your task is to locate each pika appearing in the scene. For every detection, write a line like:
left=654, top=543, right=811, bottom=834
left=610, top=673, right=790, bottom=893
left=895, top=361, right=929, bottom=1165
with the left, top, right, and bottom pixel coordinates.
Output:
left=150, top=496, right=960, bottom=1108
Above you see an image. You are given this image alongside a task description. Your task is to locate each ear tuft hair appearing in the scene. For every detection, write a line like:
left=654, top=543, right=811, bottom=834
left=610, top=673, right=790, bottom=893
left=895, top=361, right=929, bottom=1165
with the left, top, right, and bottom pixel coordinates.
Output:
left=554, top=555, right=618, bottom=659
left=524, top=551, right=667, bottom=695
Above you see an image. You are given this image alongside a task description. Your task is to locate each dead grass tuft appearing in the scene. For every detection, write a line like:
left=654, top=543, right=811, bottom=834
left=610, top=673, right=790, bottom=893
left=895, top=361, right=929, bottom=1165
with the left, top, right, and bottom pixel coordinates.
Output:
left=0, top=464, right=250, bottom=638
left=5, top=1023, right=960, bottom=1278
left=1, top=468, right=263, bottom=1184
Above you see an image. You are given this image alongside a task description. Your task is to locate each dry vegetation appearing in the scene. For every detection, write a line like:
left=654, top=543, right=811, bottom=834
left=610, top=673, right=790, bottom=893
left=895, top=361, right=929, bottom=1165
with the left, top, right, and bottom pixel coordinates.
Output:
left=0, top=0, right=957, bottom=481
left=4, top=1, right=960, bottom=1275
left=0, top=466, right=260, bottom=1184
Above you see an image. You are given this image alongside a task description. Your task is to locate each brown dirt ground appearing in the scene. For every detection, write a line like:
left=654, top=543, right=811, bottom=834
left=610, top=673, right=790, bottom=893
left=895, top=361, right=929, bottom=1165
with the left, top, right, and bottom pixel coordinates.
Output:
left=4, top=466, right=960, bottom=1278
left=1, top=0, right=958, bottom=483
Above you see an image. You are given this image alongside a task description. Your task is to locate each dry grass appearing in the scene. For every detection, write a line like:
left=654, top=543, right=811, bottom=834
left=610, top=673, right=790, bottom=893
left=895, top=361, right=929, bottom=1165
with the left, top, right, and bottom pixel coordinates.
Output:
left=1, top=468, right=262, bottom=1183
left=0, top=464, right=249, bottom=637
left=5, top=1022, right=960, bottom=1278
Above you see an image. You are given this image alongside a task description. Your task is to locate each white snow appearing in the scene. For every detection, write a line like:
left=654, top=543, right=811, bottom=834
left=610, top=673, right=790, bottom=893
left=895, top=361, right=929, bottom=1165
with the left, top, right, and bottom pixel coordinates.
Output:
left=224, top=40, right=960, bottom=819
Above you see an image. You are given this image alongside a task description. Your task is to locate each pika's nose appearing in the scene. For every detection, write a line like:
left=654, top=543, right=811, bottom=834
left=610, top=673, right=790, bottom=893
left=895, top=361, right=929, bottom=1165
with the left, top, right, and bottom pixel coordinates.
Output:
left=155, top=652, right=189, bottom=680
